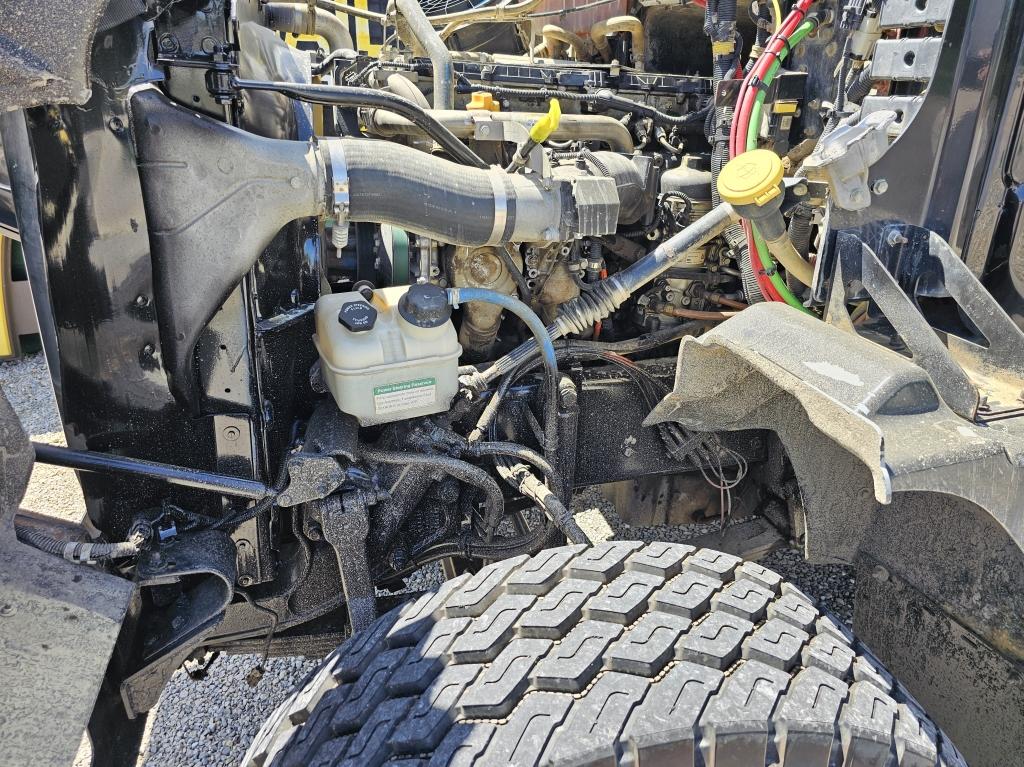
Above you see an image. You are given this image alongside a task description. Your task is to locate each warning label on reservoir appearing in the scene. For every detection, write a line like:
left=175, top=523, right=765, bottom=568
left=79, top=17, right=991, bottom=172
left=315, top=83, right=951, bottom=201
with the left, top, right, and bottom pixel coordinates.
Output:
left=373, top=378, right=437, bottom=414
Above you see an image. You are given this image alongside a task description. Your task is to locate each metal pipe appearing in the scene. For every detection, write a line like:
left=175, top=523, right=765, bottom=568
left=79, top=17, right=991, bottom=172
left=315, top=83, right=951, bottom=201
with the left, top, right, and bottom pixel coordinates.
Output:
left=264, top=3, right=354, bottom=52
left=475, top=201, right=740, bottom=384
left=590, top=16, right=645, bottom=69
left=394, top=0, right=455, bottom=109
left=531, top=24, right=595, bottom=60
left=316, top=0, right=385, bottom=23
left=366, top=108, right=635, bottom=152
left=419, top=0, right=545, bottom=25
left=32, top=442, right=272, bottom=500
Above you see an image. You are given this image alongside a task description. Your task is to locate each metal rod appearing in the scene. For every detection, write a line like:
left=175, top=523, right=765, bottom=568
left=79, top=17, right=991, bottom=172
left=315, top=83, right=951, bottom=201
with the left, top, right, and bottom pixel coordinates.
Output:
left=395, top=0, right=455, bottom=110
left=32, top=443, right=271, bottom=500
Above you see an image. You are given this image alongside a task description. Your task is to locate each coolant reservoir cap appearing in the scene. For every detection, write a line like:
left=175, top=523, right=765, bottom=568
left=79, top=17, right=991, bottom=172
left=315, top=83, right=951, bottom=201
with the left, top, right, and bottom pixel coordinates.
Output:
left=717, top=149, right=785, bottom=207
left=399, top=283, right=452, bottom=328
left=338, top=300, right=377, bottom=332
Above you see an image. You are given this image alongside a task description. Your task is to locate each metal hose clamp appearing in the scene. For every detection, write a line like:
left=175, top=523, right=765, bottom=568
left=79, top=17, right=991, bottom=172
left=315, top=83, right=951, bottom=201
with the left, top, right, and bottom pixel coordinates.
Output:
left=324, top=140, right=351, bottom=249
left=486, top=169, right=509, bottom=245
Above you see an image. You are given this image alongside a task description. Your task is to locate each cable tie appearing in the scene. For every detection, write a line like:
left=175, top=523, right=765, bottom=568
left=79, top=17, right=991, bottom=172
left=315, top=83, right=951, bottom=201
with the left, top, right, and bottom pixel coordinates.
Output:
left=747, top=76, right=770, bottom=95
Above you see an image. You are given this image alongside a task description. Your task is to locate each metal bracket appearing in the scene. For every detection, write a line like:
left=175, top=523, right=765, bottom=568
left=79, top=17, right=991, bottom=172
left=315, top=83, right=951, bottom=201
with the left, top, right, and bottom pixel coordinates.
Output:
left=316, top=491, right=378, bottom=633
left=121, top=529, right=237, bottom=717
left=803, top=110, right=896, bottom=210
left=834, top=230, right=979, bottom=419
left=829, top=223, right=1024, bottom=416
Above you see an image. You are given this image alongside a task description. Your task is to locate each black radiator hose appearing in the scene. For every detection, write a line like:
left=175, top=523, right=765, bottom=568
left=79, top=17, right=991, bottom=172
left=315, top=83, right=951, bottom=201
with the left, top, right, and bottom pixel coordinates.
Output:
left=232, top=77, right=488, bottom=169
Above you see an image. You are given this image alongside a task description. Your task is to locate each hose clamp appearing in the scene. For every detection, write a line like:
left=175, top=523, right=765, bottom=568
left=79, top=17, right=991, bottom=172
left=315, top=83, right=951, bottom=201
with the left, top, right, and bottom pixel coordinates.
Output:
left=325, top=141, right=350, bottom=249
left=486, top=169, right=508, bottom=246
left=306, top=0, right=317, bottom=36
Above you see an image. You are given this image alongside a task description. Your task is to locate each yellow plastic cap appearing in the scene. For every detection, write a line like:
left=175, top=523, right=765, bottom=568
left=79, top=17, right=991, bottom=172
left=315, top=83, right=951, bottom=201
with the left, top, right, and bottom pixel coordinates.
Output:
left=529, top=99, right=561, bottom=143
left=467, top=92, right=500, bottom=112
left=717, top=149, right=785, bottom=207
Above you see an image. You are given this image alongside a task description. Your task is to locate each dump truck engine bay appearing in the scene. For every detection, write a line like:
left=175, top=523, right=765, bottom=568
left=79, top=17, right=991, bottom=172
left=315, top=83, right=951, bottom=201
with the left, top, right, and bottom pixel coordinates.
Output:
left=110, top=0, right=947, bottom=591
left=9, top=0, right=978, bottom=711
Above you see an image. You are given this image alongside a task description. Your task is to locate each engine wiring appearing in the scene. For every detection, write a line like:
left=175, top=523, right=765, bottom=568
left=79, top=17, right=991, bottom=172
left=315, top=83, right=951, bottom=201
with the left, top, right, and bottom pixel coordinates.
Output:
left=729, top=1, right=818, bottom=312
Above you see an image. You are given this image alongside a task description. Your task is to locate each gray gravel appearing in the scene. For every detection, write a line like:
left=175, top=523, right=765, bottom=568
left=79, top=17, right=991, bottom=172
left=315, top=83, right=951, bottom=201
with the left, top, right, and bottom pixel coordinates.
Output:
left=3, top=353, right=856, bottom=767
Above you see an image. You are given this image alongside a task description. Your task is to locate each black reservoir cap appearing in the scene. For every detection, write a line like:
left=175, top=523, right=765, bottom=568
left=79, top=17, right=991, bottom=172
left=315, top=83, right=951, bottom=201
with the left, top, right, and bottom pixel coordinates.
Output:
left=398, top=283, right=451, bottom=328
left=338, top=300, right=377, bottom=332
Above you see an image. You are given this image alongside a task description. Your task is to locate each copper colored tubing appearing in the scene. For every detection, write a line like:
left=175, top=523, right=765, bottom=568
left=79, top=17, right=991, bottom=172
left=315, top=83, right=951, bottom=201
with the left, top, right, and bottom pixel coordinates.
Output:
left=708, top=295, right=748, bottom=310
left=655, top=306, right=741, bottom=321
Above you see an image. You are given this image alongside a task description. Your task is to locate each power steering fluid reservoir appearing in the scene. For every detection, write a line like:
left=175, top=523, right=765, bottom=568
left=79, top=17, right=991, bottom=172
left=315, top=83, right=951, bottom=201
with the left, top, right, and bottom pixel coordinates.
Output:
left=314, top=284, right=462, bottom=426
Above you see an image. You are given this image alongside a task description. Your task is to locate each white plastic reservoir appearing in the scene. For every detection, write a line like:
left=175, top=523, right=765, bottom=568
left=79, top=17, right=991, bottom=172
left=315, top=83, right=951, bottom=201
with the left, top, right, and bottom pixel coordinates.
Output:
left=314, top=285, right=462, bottom=426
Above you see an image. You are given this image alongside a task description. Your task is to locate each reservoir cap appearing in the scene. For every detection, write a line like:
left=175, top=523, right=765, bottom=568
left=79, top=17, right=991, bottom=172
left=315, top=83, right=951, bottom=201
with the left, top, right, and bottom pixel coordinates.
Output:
left=338, top=300, right=377, bottom=332
left=399, top=283, right=452, bottom=328
left=717, top=149, right=784, bottom=207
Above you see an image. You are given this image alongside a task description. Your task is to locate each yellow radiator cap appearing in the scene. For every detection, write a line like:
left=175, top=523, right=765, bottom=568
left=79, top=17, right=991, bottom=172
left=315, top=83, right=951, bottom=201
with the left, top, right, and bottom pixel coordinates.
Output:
left=717, top=149, right=785, bottom=207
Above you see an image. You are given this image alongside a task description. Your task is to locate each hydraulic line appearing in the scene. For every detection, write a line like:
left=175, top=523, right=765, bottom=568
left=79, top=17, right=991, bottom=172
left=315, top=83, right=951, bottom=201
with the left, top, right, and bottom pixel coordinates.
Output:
left=730, top=8, right=817, bottom=311
left=449, top=287, right=560, bottom=463
left=360, top=448, right=506, bottom=538
left=467, top=442, right=587, bottom=544
left=472, top=201, right=739, bottom=387
left=458, top=77, right=710, bottom=130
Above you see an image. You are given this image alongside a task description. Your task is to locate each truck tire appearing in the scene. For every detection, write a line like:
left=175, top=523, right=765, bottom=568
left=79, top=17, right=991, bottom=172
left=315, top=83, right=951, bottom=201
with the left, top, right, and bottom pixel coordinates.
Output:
left=244, top=541, right=966, bottom=767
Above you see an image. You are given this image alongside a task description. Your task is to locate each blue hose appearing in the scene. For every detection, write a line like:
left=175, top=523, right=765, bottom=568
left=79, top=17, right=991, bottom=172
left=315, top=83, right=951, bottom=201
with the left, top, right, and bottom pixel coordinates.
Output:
left=448, top=287, right=561, bottom=463
left=447, top=288, right=558, bottom=383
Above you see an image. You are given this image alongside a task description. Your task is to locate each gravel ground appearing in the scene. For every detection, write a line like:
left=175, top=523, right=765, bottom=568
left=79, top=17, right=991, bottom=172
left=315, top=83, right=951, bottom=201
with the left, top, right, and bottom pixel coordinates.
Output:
left=3, top=353, right=855, bottom=767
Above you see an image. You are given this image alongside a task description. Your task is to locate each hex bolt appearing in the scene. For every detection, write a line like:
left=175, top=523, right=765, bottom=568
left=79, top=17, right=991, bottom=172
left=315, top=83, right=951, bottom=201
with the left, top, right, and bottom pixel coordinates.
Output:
left=142, top=343, right=155, bottom=356
left=134, top=295, right=149, bottom=307
left=158, top=33, right=178, bottom=52
left=886, top=229, right=908, bottom=247
left=108, top=116, right=125, bottom=134
left=238, top=575, right=254, bottom=587
left=872, top=178, right=889, bottom=195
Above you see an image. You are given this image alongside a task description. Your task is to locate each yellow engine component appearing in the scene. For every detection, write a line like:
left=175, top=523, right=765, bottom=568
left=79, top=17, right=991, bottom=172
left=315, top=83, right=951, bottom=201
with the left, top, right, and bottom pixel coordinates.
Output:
left=467, top=92, right=501, bottom=112
left=717, top=149, right=784, bottom=207
left=529, top=99, right=562, bottom=143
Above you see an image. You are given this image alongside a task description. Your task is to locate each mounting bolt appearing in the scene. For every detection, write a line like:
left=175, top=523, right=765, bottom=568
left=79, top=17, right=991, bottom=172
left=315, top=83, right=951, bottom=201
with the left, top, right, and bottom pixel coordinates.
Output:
left=871, top=565, right=890, bottom=582
left=134, top=295, right=149, bottom=307
left=108, top=116, right=124, bottom=134
left=157, top=33, right=178, bottom=53
left=886, top=229, right=908, bottom=247
left=872, top=178, right=889, bottom=195
left=238, top=575, right=254, bottom=587
left=141, top=343, right=155, bottom=357
left=0, top=603, right=15, bottom=617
